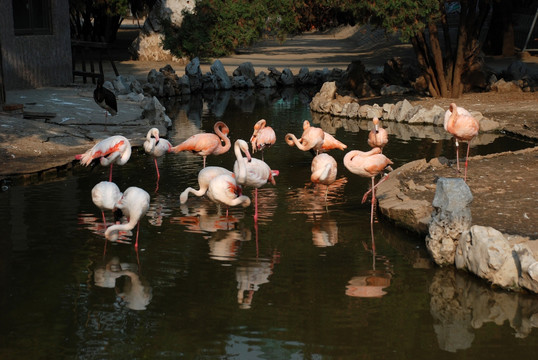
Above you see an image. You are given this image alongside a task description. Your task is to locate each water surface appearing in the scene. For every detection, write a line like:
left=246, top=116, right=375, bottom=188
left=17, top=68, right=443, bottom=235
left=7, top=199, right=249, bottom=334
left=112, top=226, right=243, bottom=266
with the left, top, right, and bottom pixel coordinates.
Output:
left=1, top=89, right=537, bottom=359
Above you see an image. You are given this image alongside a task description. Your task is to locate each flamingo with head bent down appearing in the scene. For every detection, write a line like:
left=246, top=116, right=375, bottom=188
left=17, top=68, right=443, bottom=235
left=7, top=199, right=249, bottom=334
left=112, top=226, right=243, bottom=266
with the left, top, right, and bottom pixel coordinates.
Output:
left=206, top=173, right=251, bottom=217
left=105, top=186, right=150, bottom=249
left=444, top=103, right=479, bottom=181
left=91, top=181, right=122, bottom=227
left=311, top=153, right=337, bottom=204
left=285, top=120, right=325, bottom=154
left=76, top=135, right=131, bottom=181
left=250, top=119, right=276, bottom=160
left=233, top=139, right=279, bottom=222
left=171, top=121, right=231, bottom=168
left=179, top=166, right=233, bottom=204
left=344, top=148, right=393, bottom=226
left=144, top=128, right=173, bottom=180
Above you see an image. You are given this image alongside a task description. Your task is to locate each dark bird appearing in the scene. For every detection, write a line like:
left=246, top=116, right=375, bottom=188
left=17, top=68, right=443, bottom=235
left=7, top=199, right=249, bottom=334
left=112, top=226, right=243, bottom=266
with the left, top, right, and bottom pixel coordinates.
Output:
left=94, top=78, right=117, bottom=129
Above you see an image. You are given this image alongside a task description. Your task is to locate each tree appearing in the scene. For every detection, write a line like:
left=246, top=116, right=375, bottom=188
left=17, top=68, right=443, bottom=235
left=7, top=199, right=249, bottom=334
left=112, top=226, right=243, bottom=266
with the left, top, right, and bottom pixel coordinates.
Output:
left=69, top=0, right=154, bottom=42
left=343, top=0, right=493, bottom=98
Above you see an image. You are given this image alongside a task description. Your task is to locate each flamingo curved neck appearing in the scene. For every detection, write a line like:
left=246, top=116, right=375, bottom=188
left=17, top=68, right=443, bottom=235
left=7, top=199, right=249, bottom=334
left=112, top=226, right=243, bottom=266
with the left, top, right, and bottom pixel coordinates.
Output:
left=105, top=218, right=138, bottom=240
left=234, top=142, right=248, bottom=184
left=285, top=134, right=309, bottom=151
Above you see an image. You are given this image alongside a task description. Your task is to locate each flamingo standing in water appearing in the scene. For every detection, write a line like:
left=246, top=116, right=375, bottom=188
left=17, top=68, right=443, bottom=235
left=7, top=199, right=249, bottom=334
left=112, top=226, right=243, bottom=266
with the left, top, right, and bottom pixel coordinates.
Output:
left=319, top=132, right=347, bottom=153
left=444, top=103, right=479, bottom=181
left=367, top=117, right=389, bottom=152
left=105, top=186, right=150, bottom=249
left=144, top=128, right=173, bottom=183
left=285, top=120, right=325, bottom=154
left=171, top=121, right=231, bottom=167
left=76, top=135, right=131, bottom=181
left=179, top=166, right=232, bottom=204
left=344, top=148, right=393, bottom=226
left=91, top=181, right=122, bottom=227
left=206, top=173, right=251, bottom=217
left=250, top=119, right=276, bottom=160
left=233, top=139, right=279, bottom=222
left=311, top=153, right=337, bottom=204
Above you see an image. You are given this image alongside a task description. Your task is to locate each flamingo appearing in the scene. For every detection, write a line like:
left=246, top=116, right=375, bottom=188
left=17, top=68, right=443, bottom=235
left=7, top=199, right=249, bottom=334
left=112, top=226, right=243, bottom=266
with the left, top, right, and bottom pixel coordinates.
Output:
left=179, top=166, right=233, bottom=204
left=310, top=153, right=337, bottom=203
left=233, top=139, right=279, bottom=222
left=93, top=77, right=117, bottom=129
left=367, top=117, right=389, bottom=151
left=206, top=173, right=251, bottom=217
left=285, top=120, right=325, bottom=154
left=171, top=121, right=231, bottom=167
left=75, top=135, right=131, bottom=181
left=319, top=132, right=347, bottom=152
left=444, top=103, right=479, bottom=181
left=91, top=181, right=122, bottom=227
left=250, top=119, right=276, bottom=160
left=344, top=148, right=393, bottom=226
left=144, top=128, right=173, bottom=181
left=105, top=187, right=150, bottom=249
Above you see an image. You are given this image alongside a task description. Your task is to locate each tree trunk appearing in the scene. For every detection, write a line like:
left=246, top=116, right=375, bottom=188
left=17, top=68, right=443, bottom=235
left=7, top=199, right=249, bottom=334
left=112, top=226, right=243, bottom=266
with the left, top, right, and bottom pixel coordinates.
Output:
left=411, top=35, right=440, bottom=97
left=427, top=22, right=450, bottom=97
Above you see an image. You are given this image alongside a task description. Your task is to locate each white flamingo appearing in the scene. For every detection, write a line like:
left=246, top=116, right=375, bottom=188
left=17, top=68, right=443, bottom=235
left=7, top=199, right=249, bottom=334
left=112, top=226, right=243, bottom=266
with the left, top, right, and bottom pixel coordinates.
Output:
left=91, top=181, right=122, bottom=227
left=206, top=173, right=251, bottom=217
left=233, top=139, right=278, bottom=222
left=179, top=166, right=233, bottom=204
left=76, top=135, right=131, bottom=181
left=144, top=128, right=173, bottom=180
left=105, top=187, right=150, bottom=249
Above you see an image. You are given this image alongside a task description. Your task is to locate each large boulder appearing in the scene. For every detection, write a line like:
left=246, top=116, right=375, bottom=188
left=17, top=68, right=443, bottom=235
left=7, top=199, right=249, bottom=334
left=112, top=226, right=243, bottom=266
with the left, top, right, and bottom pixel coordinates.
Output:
left=425, top=178, right=473, bottom=266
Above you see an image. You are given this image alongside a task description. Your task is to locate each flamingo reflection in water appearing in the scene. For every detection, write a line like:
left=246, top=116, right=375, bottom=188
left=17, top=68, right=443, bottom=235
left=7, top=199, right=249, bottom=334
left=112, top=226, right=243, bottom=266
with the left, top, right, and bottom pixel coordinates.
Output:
left=345, top=231, right=393, bottom=298
left=236, top=251, right=280, bottom=309
left=93, top=256, right=152, bottom=310
left=311, top=213, right=339, bottom=247
left=208, top=227, right=252, bottom=262
left=171, top=203, right=241, bottom=235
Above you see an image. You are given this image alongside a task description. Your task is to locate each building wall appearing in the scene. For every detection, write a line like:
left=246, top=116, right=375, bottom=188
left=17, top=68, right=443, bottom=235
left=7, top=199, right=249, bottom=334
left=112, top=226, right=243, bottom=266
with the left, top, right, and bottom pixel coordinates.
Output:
left=0, top=0, right=72, bottom=89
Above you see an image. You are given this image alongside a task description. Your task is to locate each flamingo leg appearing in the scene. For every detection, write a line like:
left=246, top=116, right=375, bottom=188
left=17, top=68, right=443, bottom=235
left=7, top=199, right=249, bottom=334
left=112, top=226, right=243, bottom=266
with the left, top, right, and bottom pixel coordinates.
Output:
left=362, top=174, right=389, bottom=204
left=254, top=188, right=259, bottom=223
left=203, top=156, right=207, bottom=168
left=154, top=158, right=160, bottom=180
left=134, top=222, right=140, bottom=249
left=109, top=163, right=114, bottom=182
left=370, top=177, right=376, bottom=227
left=101, top=210, right=107, bottom=227
left=464, top=142, right=471, bottom=182
left=455, top=139, right=460, bottom=172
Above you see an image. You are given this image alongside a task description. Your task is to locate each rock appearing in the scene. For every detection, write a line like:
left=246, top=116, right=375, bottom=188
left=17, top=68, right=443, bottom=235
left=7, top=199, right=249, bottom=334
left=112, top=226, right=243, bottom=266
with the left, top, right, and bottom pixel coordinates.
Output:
left=280, top=68, right=295, bottom=86
left=141, top=96, right=172, bottom=128
left=425, top=178, right=473, bottom=266
left=254, top=71, right=277, bottom=88
left=380, top=84, right=413, bottom=96
left=233, top=62, right=256, bottom=80
left=491, top=79, right=522, bottom=93
left=185, top=57, right=203, bottom=93
left=210, top=60, right=232, bottom=90
left=455, top=226, right=519, bottom=289
left=514, top=242, right=538, bottom=293
left=478, top=118, right=500, bottom=132
left=506, top=60, right=528, bottom=80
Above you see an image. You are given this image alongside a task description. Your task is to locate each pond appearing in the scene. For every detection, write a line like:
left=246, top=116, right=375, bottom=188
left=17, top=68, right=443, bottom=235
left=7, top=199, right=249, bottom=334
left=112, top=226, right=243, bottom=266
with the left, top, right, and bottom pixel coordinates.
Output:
left=1, top=88, right=537, bottom=359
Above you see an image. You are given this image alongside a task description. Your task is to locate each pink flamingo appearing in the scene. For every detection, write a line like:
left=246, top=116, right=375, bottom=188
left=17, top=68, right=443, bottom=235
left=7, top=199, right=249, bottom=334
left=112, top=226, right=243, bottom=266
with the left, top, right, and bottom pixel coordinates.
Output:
left=144, top=128, right=173, bottom=180
left=76, top=135, right=131, bottom=181
left=344, top=148, right=393, bottom=226
left=319, top=132, right=347, bottom=152
left=367, top=117, right=389, bottom=151
left=206, top=173, right=251, bottom=217
left=285, top=120, right=325, bottom=154
left=91, top=181, right=122, bottom=227
left=179, top=166, right=233, bottom=204
left=105, top=186, right=150, bottom=249
left=250, top=119, right=276, bottom=160
left=171, top=121, right=231, bottom=167
left=233, top=139, right=279, bottom=222
left=444, top=103, right=479, bottom=181
left=311, top=153, right=337, bottom=203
